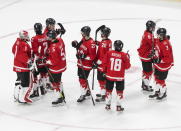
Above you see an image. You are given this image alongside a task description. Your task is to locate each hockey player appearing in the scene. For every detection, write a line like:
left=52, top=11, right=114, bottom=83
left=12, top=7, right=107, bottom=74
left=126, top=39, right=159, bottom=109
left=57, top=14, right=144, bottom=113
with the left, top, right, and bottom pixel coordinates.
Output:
left=149, top=28, right=174, bottom=100
left=43, top=18, right=65, bottom=37
left=94, top=26, right=112, bottom=102
left=102, top=40, right=131, bottom=111
left=46, top=30, right=67, bottom=106
left=43, top=18, right=56, bottom=35
left=31, top=23, right=48, bottom=97
left=71, top=26, right=96, bottom=102
left=12, top=30, right=33, bottom=103
left=137, top=20, right=156, bottom=92
left=43, top=18, right=58, bottom=90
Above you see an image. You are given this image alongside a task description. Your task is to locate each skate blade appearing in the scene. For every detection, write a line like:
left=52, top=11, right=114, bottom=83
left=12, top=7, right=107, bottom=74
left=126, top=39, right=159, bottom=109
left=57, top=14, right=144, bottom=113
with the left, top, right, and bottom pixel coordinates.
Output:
left=148, top=96, right=158, bottom=100
left=52, top=102, right=65, bottom=107
left=117, top=108, right=124, bottom=112
left=95, top=99, right=105, bottom=103
left=156, top=96, right=167, bottom=101
left=141, top=90, right=153, bottom=94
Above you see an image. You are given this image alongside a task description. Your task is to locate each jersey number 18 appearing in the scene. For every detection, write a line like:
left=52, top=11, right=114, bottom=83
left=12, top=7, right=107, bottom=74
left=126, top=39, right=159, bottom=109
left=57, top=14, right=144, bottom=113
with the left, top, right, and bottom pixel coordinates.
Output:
left=110, top=58, right=122, bottom=71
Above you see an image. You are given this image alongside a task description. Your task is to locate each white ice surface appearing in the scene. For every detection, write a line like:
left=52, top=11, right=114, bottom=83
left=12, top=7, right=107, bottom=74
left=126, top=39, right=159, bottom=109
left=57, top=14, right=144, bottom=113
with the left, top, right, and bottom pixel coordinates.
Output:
left=0, top=0, right=181, bottom=131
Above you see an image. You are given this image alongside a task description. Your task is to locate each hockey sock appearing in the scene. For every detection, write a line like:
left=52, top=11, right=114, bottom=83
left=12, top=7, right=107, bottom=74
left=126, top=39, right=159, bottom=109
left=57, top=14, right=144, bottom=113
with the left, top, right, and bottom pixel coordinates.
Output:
left=142, top=71, right=153, bottom=86
left=98, top=80, right=106, bottom=95
left=116, top=91, right=123, bottom=106
left=79, top=78, right=88, bottom=95
left=105, top=89, right=112, bottom=105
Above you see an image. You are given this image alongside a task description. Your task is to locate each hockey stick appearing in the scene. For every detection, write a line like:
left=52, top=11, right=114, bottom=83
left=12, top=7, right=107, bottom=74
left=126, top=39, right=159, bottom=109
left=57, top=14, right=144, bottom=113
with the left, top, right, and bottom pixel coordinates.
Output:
left=91, top=25, right=106, bottom=90
left=95, top=25, right=105, bottom=42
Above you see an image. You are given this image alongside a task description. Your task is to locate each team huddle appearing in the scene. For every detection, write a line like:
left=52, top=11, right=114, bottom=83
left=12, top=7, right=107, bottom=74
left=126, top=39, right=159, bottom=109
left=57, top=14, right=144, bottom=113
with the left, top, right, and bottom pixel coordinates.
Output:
left=12, top=18, right=174, bottom=111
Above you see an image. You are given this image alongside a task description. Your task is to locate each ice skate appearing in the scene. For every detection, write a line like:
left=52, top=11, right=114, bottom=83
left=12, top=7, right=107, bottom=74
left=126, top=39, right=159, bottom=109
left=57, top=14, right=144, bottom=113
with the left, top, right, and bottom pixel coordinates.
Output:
left=85, top=90, right=91, bottom=97
left=116, top=105, right=124, bottom=111
left=30, top=90, right=39, bottom=98
left=40, top=86, right=47, bottom=95
left=142, top=81, right=153, bottom=92
left=77, top=95, right=86, bottom=102
left=156, top=92, right=167, bottom=100
left=46, top=83, right=53, bottom=91
left=105, top=104, right=111, bottom=110
left=149, top=91, right=160, bottom=99
left=52, top=97, right=65, bottom=106
left=95, top=95, right=105, bottom=102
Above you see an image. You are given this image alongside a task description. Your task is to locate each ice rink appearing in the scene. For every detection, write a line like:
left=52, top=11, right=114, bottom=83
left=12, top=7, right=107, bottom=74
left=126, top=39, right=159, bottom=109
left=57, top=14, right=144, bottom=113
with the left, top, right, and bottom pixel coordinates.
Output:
left=0, top=0, right=181, bottom=131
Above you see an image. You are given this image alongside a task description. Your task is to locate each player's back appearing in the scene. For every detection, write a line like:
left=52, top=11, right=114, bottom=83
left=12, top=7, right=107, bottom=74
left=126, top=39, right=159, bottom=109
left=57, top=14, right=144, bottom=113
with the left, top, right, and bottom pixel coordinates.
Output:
left=104, top=50, right=130, bottom=81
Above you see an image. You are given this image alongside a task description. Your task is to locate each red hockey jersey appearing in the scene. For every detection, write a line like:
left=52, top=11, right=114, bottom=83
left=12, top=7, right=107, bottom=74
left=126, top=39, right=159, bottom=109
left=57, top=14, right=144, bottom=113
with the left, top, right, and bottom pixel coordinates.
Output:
left=96, top=39, right=112, bottom=72
left=102, top=50, right=131, bottom=81
left=31, top=34, right=48, bottom=67
left=12, top=38, right=31, bottom=72
left=153, top=38, right=174, bottom=71
left=46, top=38, right=66, bottom=74
left=77, top=38, right=96, bottom=70
left=137, top=30, right=154, bottom=62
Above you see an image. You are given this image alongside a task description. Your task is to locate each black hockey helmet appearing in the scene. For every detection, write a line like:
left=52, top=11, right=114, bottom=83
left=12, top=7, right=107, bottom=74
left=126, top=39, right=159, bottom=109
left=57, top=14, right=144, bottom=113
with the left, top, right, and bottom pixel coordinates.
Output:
left=34, top=23, right=42, bottom=34
left=81, top=26, right=91, bottom=36
left=146, top=20, right=156, bottom=31
left=46, top=30, right=56, bottom=39
left=157, top=28, right=167, bottom=36
left=114, top=40, right=123, bottom=52
left=46, top=18, right=56, bottom=26
left=101, top=27, right=111, bottom=37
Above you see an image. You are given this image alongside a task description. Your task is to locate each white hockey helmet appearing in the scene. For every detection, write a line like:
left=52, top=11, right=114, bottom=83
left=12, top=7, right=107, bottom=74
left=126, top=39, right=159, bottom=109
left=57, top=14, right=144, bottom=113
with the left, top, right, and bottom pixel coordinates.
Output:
left=19, top=30, right=30, bottom=41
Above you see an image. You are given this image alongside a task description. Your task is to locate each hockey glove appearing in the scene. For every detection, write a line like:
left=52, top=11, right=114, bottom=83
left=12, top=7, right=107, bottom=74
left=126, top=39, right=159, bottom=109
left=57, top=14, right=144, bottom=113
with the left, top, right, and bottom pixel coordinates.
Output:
left=76, top=54, right=86, bottom=59
left=92, top=62, right=98, bottom=69
left=55, top=29, right=61, bottom=35
left=27, top=59, right=33, bottom=68
left=32, top=68, right=39, bottom=76
left=95, top=41, right=99, bottom=46
left=72, top=40, right=78, bottom=48
left=102, top=73, right=106, bottom=78
left=148, top=49, right=155, bottom=58
left=167, top=35, right=170, bottom=40
left=152, top=58, right=161, bottom=64
left=57, top=23, right=66, bottom=35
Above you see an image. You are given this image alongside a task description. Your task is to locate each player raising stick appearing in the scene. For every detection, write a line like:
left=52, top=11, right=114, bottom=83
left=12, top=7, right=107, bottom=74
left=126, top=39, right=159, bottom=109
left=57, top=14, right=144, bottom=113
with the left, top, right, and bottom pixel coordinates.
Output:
left=94, top=26, right=112, bottom=102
